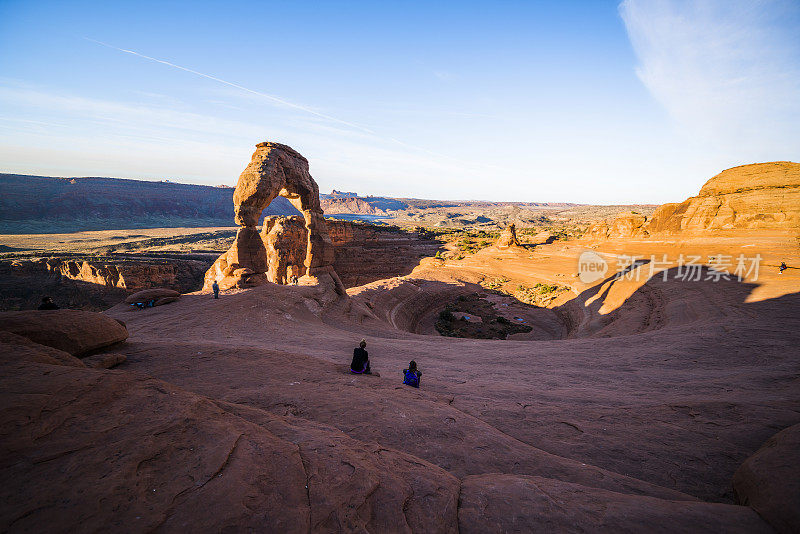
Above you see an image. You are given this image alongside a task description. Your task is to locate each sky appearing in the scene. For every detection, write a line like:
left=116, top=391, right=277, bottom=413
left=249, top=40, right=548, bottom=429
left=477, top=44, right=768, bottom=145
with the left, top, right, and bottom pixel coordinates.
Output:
left=0, top=0, right=798, bottom=204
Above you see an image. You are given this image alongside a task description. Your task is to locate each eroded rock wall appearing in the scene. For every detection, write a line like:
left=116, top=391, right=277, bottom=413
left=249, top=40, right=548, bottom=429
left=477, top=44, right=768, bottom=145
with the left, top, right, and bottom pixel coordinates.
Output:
left=585, top=212, right=649, bottom=240
left=327, top=221, right=443, bottom=288
left=327, top=219, right=380, bottom=245
left=660, top=162, right=800, bottom=234
left=262, top=215, right=308, bottom=284
left=0, top=257, right=209, bottom=311
left=209, top=217, right=439, bottom=289
left=583, top=162, right=800, bottom=240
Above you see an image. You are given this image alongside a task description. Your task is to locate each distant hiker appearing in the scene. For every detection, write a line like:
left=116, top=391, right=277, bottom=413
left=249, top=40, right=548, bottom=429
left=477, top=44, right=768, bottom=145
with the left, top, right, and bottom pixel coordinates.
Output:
left=779, top=262, right=787, bottom=275
left=131, top=299, right=155, bottom=310
left=290, top=275, right=299, bottom=285
left=350, top=339, right=371, bottom=374
left=403, top=360, right=422, bottom=388
left=38, top=296, right=60, bottom=310
left=212, top=280, right=220, bottom=299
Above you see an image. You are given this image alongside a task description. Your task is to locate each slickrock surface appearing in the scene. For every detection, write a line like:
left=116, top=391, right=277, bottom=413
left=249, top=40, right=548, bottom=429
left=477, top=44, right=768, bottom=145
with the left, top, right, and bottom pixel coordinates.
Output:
left=0, top=309, right=128, bottom=356
left=0, top=331, right=85, bottom=368
left=459, top=474, right=771, bottom=533
left=733, top=423, right=800, bottom=533
left=2, top=159, right=799, bottom=532
left=656, top=162, right=800, bottom=234
left=0, top=360, right=458, bottom=533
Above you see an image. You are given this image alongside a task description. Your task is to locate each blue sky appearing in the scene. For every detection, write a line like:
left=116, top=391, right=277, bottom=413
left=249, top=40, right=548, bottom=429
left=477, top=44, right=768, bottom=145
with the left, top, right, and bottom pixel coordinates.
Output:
left=0, top=0, right=798, bottom=204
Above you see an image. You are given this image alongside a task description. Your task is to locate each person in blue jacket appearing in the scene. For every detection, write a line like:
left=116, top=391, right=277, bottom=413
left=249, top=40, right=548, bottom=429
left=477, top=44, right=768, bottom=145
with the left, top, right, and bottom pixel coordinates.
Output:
left=403, top=360, right=422, bottom=388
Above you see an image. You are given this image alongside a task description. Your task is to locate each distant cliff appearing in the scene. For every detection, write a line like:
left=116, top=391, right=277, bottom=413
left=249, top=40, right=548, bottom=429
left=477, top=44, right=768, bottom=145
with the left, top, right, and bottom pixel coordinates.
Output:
left=0, top=174, right=300, bottom=234
left=583, top=162, right=800, bottom=240
left=320, top=196, right=380, bottom=215
left=0, top=255, right=211, bottom=311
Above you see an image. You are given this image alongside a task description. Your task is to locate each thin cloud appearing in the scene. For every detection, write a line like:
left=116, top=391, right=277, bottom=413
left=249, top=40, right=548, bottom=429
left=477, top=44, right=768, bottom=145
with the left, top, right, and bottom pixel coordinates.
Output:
left=0, top=83, right=494, bottom=194
left=82, top=38, right=517, bottom=174
left=83, top=37, right=377, bottom=135
left=619, top=0, right=800, bottom=152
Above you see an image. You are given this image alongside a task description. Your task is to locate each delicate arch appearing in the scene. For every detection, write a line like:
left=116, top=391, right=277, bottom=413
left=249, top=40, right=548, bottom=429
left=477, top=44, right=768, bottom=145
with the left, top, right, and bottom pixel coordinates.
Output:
left=203, top=142, right=340, bottom=293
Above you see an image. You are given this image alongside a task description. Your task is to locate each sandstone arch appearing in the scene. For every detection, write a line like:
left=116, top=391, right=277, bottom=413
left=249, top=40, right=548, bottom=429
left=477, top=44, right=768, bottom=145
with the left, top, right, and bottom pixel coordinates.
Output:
left=203, top=142, right=341, bottom=293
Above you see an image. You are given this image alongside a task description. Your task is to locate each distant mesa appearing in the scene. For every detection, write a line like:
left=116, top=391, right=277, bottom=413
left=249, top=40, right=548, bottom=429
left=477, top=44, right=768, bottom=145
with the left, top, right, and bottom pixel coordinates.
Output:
left=320, top=196, right=379, bottom=215
left=204, top=142, right=343, bottom=294
left=584, top=162, right=800, bottom=240
left=328, top=189, right=359, bottom=198
left=0, top=173, right=300, bottom=234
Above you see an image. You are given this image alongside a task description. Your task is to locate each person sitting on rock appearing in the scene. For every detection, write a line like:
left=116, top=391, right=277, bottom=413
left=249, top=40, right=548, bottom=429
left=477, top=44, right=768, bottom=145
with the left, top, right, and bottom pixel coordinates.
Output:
left=350, top=339, right=371, bottom=374
left=403, top=360, right=422, bottom=388
left=38, top=296, right=60, bottom=310
left=779, top=262, right=787, bottom=275
left=212, top=280, right=220, bottom=299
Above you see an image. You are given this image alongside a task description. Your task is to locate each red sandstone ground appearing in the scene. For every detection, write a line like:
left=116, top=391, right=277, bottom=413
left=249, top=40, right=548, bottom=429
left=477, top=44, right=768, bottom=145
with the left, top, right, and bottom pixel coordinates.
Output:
left=2, top=162, right=798, bottom=532
left=3, top=232, right=797, bottom=532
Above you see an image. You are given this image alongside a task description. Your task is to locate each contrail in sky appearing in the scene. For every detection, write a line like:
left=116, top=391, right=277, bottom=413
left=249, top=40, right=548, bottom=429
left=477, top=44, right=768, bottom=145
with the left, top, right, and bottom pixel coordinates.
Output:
left=83, top=37, right=515, bottom=173
left=83, top=37, right=376, bottom=135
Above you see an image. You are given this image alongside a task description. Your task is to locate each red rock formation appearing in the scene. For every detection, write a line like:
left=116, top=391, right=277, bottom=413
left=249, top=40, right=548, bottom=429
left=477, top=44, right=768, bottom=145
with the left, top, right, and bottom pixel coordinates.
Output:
left=8, top=257, right=207, bottom=292
left=585, top=162, right=800, bottom=240
left=0, top=331, right=85, bottom=367
left=204, top=142, right=342, bottom=293
left=262, top=215, right=308, bottom=284
left=496, top=223, right=522, bottom=249
left=0, top=310, right=128, bottom=356
left=733, top=423, right=800, bottom=533
left=327, top=219, right=380, bottom=245
left=645, top=201, right=690, bottom=234
left=648, top=162, right=800, bottom=235
left=585, top=212, right=649, bottom=240
left=0, top=257, right=208, bottom=312
left=257, top=218, right=439, bottom=288
left=124, top=288, right=181, bottom=307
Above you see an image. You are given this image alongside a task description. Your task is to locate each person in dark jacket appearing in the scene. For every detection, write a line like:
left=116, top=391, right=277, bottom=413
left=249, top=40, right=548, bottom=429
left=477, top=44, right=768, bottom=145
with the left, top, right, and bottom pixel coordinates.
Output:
left=403, top=360, right=422, bottom=388
left=212, top=280, right=220, bottom=299
left=350, top=339, right=371, bottom=374
left=38, top=296, right=60, bottom=310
